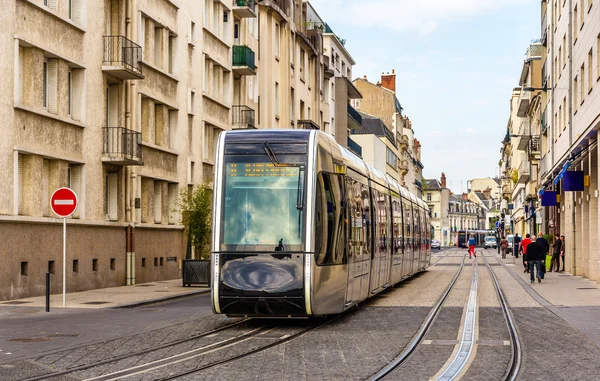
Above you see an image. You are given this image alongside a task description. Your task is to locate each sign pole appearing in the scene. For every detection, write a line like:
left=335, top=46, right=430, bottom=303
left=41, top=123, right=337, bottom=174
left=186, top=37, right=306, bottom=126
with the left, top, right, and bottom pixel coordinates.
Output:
left=63, top=217, right=66, bottom=307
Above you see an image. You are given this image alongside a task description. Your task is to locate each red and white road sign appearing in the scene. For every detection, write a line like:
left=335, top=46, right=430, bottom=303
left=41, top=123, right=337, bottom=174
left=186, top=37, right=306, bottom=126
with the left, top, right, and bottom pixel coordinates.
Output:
left=50, top=188, right=78, bottom=217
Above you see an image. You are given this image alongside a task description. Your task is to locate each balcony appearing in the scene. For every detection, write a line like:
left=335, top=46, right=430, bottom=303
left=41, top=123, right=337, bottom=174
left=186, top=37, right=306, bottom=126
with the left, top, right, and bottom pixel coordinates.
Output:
left=102, top=127, right=143, bottom=166
left=232, top=0, right=256, bottom=18
left=323, top=56, right=334, bottom=79
left=502, top=180, right=512, bottom=197
left=399, top=135, right=409, bottom=150
left=102, top=36, right=143, bottom=80
left=232, top=45, right=256, bottom=76
left=297, top=119, right=320, bottom=130
left=517, top=90, right=530, bottom=117
left=530, top=136, right=540, bottom=157
left=347, top=137, right=362, bottom=157
left=347, top=103, right=362, bottom=130
left=518, top=160, right=530, bottom=184
left=516, top=120, right=531, bottom=150
left=399, top=159, right=409, bottom=174
left=232, top=105, right=256, bottom=129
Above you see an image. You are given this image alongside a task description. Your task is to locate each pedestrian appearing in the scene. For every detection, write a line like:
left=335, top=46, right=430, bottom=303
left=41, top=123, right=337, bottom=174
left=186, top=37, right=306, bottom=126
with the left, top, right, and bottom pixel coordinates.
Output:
left=560, top=235, right=566, bottom=272
left=551, top=234, right=561, bottom=272
left=500, top=235, right=509, bottom=259
left=497, top=234, right=501, bottom=255
left=514, top=233, right=521, bottom=258
left=536, top=232, right=549, bottom=279
left=520, top=234, right=532, bottom=273
left=525, top=236, right=545, bottom=283
left=468, top=234, right=477, bottom=259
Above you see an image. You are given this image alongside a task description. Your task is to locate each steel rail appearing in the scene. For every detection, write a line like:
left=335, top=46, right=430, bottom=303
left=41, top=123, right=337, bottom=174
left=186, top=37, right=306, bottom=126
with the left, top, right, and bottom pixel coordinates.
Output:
left=482, top=252, right=522, bottom=381
left=22, top=319, right=251, bottom=381
left=367, top=252, right=467, bottom=381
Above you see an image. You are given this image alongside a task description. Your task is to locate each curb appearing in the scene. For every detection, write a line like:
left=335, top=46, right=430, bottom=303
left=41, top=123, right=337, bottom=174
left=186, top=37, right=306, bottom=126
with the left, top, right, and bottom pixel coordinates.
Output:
left=113, top=288, right=210, bottom=309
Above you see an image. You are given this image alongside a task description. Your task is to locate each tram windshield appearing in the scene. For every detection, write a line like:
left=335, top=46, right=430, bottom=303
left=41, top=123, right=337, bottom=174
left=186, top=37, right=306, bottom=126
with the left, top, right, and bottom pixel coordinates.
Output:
left=220, top=152, right=307, bottom=252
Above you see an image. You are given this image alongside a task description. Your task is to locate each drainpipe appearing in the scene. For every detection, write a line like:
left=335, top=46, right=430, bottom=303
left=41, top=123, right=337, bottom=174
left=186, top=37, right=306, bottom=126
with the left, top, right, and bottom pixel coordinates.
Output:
left=567, top=0, right=576, bottom=274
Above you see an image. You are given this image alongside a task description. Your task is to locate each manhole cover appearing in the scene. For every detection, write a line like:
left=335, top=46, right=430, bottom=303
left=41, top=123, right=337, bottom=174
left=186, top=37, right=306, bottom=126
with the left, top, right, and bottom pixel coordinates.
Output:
left=9, top=337, right=53, bottom=343
left=48, top=333, right=80, bottom=338
left=82, top=301, right=110, bottom=305
left=2, top=301, right=32, bottom=305
left=136, top=284, right=155, bottom=287
left=576, top=287, right=597, bottom=290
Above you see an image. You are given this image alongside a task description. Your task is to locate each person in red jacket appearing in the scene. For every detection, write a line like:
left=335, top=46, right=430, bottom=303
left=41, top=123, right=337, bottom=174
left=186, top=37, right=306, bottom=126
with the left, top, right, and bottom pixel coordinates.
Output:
left=520, top=234, right=532, bottom=273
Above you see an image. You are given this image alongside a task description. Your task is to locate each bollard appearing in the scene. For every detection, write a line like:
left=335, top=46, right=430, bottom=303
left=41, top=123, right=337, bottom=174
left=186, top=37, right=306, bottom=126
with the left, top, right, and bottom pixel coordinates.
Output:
left=46, top=272, right=50, bottom=312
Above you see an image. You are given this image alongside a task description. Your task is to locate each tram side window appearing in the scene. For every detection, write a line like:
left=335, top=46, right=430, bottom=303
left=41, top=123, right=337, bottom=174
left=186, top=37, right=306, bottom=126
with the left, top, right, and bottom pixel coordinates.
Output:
left=347, top=177, right=361, bottom=260
left=392, top=198, right=402, bottom=255
left=361, top=182, right=371, bottom=258
left=404, top=202, right=412, bottom=251
left=315, top=173, right=346, bottom=265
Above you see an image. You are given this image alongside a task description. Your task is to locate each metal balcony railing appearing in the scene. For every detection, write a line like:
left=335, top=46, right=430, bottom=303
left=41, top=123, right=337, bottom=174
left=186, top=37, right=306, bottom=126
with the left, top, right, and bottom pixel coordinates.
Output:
left=232, top=45, right=256, bottom=75
left=347, top=137, right=362, bottom=157
left=517, top=120, right=531, bottom=150
left=102, top=127, right=143, bottom=165
left=232, top=105, right=256, bottom=129
left=518, top=160, right=530, bottom=184
left=347, top=103, right=362, bottom=127
left=103, top=36, right=143, bottom=79
left=530, top=136, right=540, bottom=153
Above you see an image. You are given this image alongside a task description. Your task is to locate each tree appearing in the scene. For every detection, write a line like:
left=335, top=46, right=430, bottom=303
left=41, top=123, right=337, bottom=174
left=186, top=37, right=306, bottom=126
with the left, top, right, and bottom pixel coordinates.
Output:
left=178, top=184, right=213, bottom=259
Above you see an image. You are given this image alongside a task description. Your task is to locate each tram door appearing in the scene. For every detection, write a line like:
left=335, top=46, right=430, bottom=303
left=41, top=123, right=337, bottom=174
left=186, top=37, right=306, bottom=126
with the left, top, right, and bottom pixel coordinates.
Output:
left=402, top=200, right=413, bottom=277
left=345, top=178, right=371, bottom=304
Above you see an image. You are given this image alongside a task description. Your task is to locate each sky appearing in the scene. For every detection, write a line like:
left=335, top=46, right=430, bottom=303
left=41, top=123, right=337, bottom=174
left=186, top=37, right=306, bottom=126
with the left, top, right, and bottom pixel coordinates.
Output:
left=309, top=0, right=540, bottom=194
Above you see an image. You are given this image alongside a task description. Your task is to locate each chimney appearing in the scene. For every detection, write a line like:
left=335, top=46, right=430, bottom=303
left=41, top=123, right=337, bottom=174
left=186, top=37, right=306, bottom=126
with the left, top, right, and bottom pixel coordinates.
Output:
left=441, top=173, right=447, bottom=189
left=381, top=69, right=396, bottom=92
left=462, top=193, right=469, bottom=201
left=363, top=75, right=367, bottom=80
left=483, top=187, right=492, bottom=200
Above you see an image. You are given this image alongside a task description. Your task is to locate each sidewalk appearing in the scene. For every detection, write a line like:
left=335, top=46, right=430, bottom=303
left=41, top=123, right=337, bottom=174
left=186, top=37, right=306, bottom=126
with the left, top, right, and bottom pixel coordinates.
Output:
left=0, top=279, right=209, bottom=310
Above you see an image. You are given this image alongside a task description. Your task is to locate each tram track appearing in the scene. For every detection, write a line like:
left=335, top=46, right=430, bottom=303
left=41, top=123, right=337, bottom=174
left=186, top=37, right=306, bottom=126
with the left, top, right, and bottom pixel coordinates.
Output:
left=368, top=250, right=522, bottom=381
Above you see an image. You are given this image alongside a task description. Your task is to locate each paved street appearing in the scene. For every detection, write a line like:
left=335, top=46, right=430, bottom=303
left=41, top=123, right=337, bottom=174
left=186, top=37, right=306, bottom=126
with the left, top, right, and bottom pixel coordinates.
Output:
left=0, top=249, right=599, bottom=380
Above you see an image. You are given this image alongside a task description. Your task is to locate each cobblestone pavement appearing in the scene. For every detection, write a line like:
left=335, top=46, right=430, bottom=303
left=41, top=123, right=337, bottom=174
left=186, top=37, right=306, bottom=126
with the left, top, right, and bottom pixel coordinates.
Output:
left=2, top=250, right=600, bottom=380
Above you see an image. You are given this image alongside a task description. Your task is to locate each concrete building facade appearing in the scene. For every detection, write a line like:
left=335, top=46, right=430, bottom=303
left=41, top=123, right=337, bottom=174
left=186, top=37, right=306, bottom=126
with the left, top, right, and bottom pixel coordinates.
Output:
left=424, top=173, right=450, bottom=246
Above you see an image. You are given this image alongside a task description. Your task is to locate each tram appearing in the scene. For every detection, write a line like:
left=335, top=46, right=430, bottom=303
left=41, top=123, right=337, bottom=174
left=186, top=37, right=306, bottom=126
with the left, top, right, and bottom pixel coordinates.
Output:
left=457, top=229, right=495, bottom=248
left=211, top=130, right=431, bottom=317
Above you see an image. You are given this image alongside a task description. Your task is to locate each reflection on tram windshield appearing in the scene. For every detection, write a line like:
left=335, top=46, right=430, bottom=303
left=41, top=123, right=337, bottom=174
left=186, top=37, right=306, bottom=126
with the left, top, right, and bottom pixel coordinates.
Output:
left=221, top=161, right=304, bottom=250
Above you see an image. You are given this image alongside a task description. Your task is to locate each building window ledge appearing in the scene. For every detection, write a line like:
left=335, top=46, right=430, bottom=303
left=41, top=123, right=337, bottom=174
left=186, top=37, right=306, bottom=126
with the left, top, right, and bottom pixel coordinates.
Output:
left=202, top=26, right=231, bottom=49
left=202, top=92, right=231, bottom=110
left=141, top=141, right=179, bottom=156
left=21, top=0, right=86, bottom=33
left=141, top=60, right=179, bottom=82
left=14, top=103, right=85, bottom=128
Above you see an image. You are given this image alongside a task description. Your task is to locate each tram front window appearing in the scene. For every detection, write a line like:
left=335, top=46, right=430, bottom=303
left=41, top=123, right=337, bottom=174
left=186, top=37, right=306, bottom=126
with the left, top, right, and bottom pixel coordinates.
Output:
left=221, top=157, right=306, bottom=252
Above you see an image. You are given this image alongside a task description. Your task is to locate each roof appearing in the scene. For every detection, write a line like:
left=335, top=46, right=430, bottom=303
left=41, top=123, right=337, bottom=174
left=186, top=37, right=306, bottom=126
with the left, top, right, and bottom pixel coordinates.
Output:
left=352, top=112, right=396, bottom=147
left=425, top=179, right=441, bottom=190
left=352, top=78, right=404, bottom=115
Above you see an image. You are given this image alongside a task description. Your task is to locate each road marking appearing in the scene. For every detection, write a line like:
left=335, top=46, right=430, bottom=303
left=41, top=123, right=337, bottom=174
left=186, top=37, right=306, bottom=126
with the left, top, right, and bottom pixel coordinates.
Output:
left=53, top=200, right=74, bottom=205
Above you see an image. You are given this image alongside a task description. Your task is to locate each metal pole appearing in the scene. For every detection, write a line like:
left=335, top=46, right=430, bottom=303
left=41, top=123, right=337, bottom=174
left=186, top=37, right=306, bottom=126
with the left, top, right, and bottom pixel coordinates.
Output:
left=63, top=217, right=66, bottom=307
left=46, top=272, right=50, bottom=312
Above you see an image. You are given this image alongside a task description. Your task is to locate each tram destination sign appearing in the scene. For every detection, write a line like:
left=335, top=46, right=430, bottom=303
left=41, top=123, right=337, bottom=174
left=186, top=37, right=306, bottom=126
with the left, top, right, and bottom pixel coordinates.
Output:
left=227, top=163, right=299, bottom=177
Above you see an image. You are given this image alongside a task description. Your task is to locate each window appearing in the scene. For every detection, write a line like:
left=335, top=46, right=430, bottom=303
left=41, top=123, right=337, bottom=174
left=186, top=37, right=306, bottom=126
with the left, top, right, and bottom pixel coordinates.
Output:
left=315, top=173, right=346, bottom=265
left=275, top=23, right=280, bottom=58
left=558, top=46, right=562, bottom=71
left=168, top=35, right=176, bottom=74
left=386, top=147, right=397, bottom=168
left=324, top=79, right=329, bottom=99
left=562, top=35, right=566, bottom=66
left=574, top=5, right=578, bottom=40
left=275, top=82, right=280, bottom=117
left=588, top=49, right=593, bottom=92
left=574, top=76, right=579, bottom=109
left=300, top=49, right=305, bottom=81
left=204, top=58, right=209, bottom=93
left=290, top=88, right=295, bottom=121
left=189, top=90, right=195, bottom=115
left=21, top=262, right=28, bottom=276
left=190, top=21, right=196, bottom=44
left=92, top=258, right=98, bottom=272
left=168, top=183, right=178, bottom=224
left=160, top=257, right=164, bottom=266
left=427, top=193, right=432, bottom=202
left=43, top=61, right=48, bottom=108
left=290, top=33, right=295, bottom=66
left=581, top=63, right=585, bottom=102
left=73, top=259, right=79, bottom=273
left=204, top=0, right=210, bottom=27
left=563, top=97, right=567, bottom=129
left=154, top=180, right=162, bottom=223
left=342, top=61, right=346, bottom=77
left=110, top=258, right=115, bottom=271
left=68, top=71, right=72, bottom=116
left=68, top=164, right=82, bottom=219
left=154, top=27, right=162, bottom=67
left=154, top=257, right=158, bottom=266
left=106, top=172, right=118, bottom=221
left=581, top=0, right=585, bottom=24
left=142, top=258, right=146, bottom=267
left=48, top=260, right=55, bottom=274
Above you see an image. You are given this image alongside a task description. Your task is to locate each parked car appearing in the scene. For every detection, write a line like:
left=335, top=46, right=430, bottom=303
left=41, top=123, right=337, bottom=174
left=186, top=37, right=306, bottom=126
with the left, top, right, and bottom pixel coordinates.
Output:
left=431, top=240, right=441, bottom=249
left=506, top=234, right=514, bottom=254
left=484, top=236, right=497, bottom=249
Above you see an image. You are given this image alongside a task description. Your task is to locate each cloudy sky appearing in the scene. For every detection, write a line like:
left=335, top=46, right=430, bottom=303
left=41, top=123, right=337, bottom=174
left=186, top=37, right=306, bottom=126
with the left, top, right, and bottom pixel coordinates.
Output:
left=309, top=0, right=540, bottom=194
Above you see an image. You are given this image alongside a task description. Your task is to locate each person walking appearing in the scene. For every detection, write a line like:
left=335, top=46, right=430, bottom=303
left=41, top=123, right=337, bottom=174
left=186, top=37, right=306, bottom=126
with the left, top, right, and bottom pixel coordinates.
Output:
left=520, top=234, right=532, bottom=273
left=500, top=235, right=509, bottom=259
left=536, top=232, right=549, bottom=279
left=525, top=236, right=545, bottom=283
left=514, top=234, right=521, bottom=258
left=468, top=234, right=477, bottom=259
left=551, top=234, right=561, bottom=272
left=560, top=235, right=566, bottom=272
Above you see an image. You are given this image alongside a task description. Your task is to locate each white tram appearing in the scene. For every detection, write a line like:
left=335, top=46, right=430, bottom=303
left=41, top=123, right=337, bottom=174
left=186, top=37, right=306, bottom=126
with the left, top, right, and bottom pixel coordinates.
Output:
left=211, top=130, right=431, bottom=317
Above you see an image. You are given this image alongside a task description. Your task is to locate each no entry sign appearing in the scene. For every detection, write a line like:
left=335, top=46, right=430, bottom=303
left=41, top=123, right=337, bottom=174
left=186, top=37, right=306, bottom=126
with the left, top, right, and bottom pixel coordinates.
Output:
left=51, top=188, right=78, bottom=217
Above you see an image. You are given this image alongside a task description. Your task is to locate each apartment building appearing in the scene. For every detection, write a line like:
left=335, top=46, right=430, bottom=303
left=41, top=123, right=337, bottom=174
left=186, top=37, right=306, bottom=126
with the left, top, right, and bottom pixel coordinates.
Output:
left=0, top=0, right=236, bottom=300
left=536, top=0, right=600, bottom=281
left=448, top=194, right=486, bottom=245
left=352, top=72, right=424, bottom=197
left=424, top=173, right=450, bottom=246
left=350, top=111, right=398, bottom=174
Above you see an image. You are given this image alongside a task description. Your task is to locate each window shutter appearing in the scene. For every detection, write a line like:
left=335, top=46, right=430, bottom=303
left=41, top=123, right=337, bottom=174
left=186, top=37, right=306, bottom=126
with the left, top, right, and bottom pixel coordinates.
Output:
left=48, top=0, right=57, bottom=10
left=108, top=85, right=119, bottom=127
left=153, top=180, right=162, bottom=223
left=42, top=159, right=49, bottom=216
left=71, top=165, right=82, bottom=219
left=108, top=172, right=118, bottom=221
left=47, top=59, right=58, bottom=114
left=71, top=0, right=82, bottom=25
left=168, top=183, right=177, bottom=225
left=17, top=46, right=23, bottom=104
left=72, top=70, right=83, bottom=121
left=18, top=155, right=23, bottom=215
